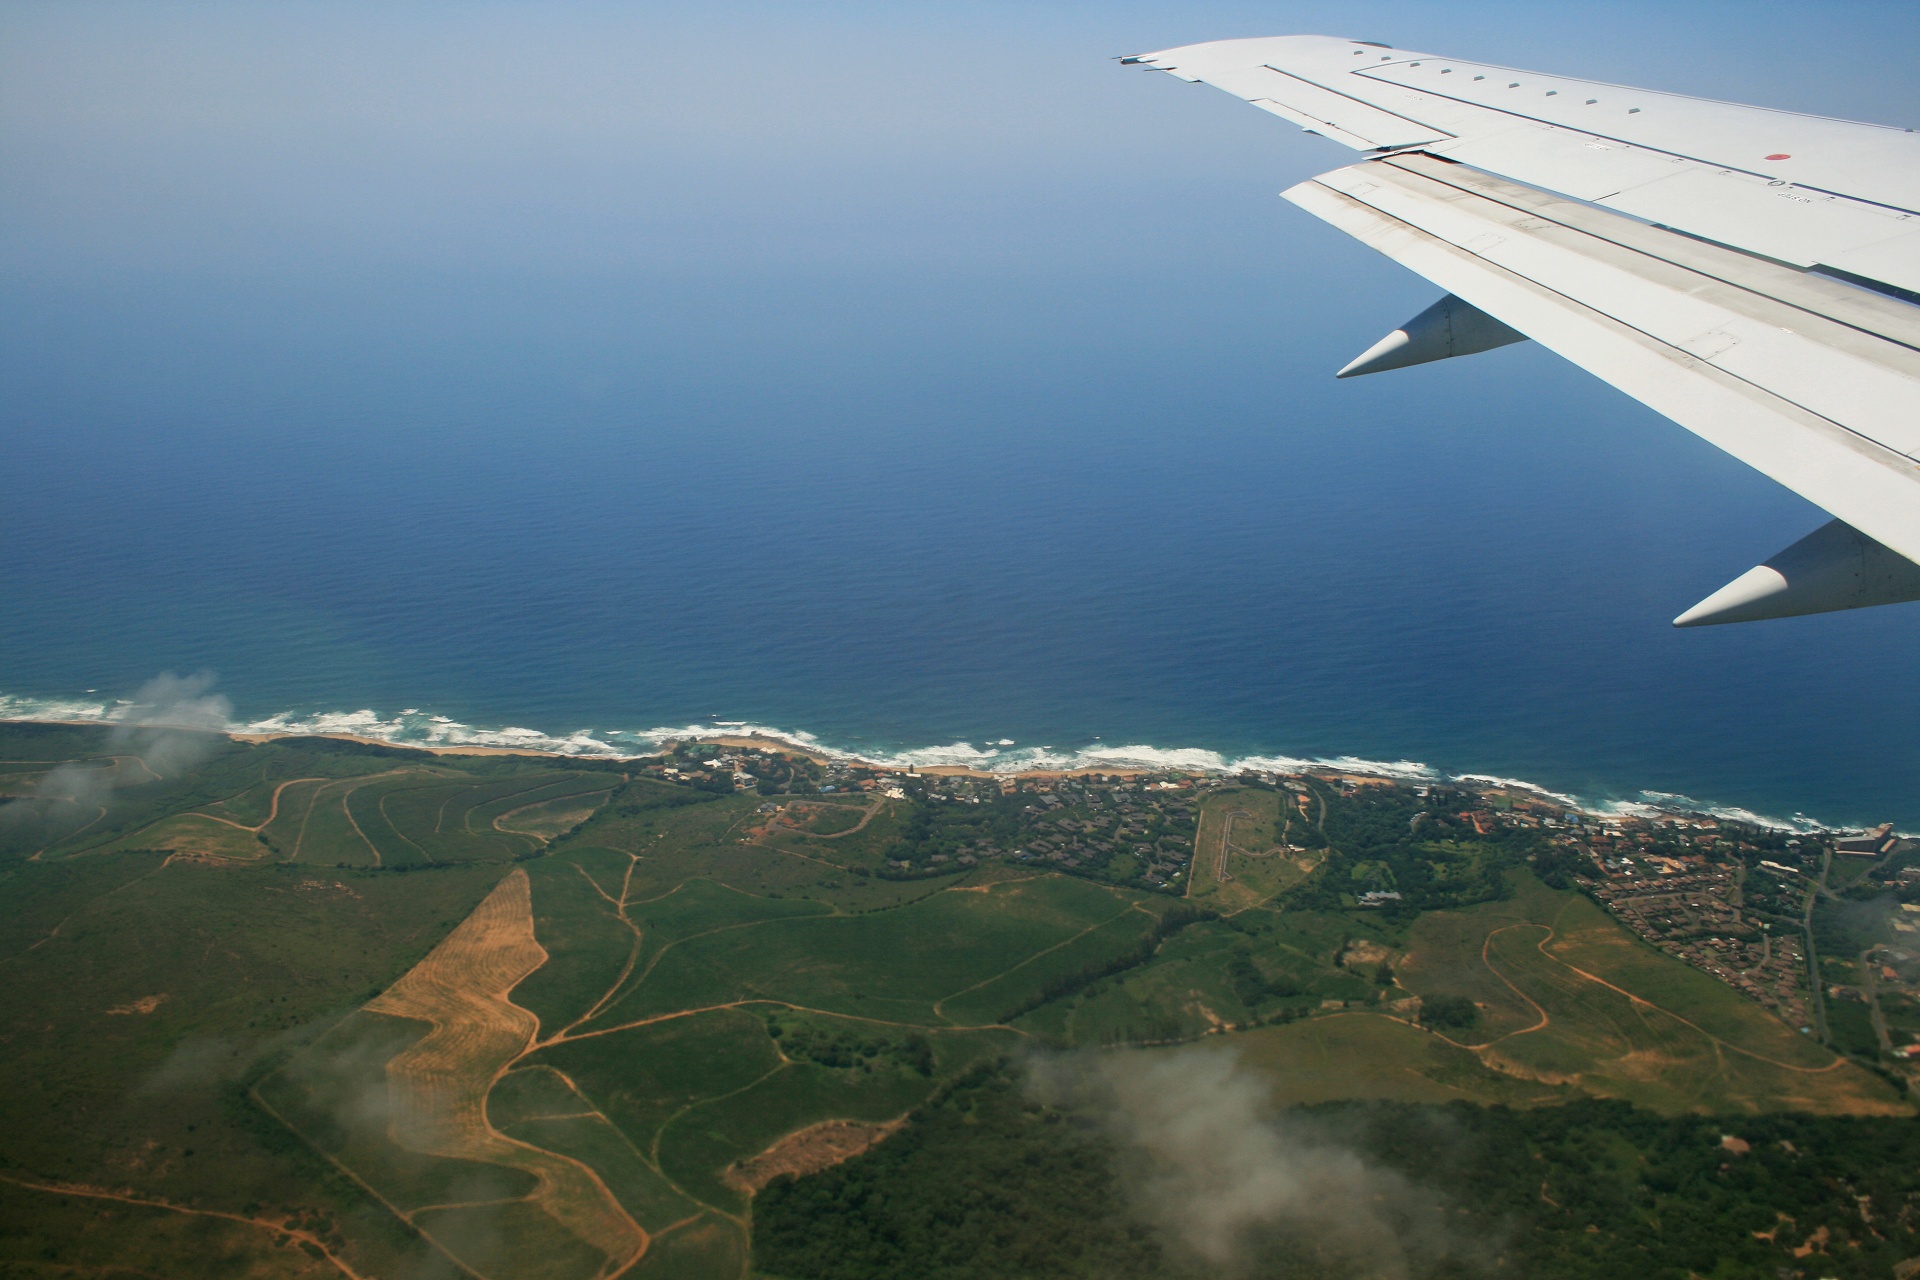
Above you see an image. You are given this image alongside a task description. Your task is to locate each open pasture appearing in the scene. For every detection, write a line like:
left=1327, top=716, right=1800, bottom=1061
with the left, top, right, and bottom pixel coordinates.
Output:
left=258, top=1010, right=542, bottom=1214
left=582, top=872, right=1146, bottom=1030
left=1224, top=1012, right=1573, bottom=1107
left=936, top=906, right=1158, bottom=1026
left=0, top=759, right=53, bottom=798
left=761, top=799, right=878, bottom=838
left=333, top=770, right=615, bottom=865
left=1399, top=873, right=1901, bottom=1114
left=512, top=846, right=652, bottom=1034
left=0, top=728, right=622, bottom=871
left=362, top=869, right=646, bottom=1275
left=527, top=1009, right=788, bottom=1157
left=96, top=810, right=271, bottom=860
left=498, top=1113, right=704, bottom=1234
left=269, top=870, right=646, bottom=1280
left=566, top=789, right=963, bottom=913
left=498, top=787, right=615, bottom=839
left=192, top=775, right=287, bottom=827
left=1540, top=893, right=1833, bottom=1065
left=251, top=767, right=619, bottom=866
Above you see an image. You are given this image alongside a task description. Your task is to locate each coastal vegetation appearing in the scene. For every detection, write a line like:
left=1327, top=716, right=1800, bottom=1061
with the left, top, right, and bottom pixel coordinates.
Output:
left=0, top=723, right=1913, bottom=1278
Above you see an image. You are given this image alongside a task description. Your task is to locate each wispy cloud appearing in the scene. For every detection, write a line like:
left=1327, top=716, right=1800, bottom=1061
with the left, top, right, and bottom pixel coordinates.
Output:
left=1029, top=1045, right=1479, bottom=1277
left=1, top=672, right=232, bottom=828
left=104, top=670, right=233, bottom=776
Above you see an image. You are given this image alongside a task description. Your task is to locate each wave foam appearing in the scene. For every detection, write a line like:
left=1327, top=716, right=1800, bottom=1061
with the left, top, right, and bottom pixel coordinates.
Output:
left=0, top=687, right=1880, bottom=833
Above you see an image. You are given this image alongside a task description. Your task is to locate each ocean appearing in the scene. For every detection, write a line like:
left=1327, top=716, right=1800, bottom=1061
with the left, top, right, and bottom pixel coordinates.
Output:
left=3, top=4, right=1917, bottom=830
left=4, top=261, right=1915, bottom=830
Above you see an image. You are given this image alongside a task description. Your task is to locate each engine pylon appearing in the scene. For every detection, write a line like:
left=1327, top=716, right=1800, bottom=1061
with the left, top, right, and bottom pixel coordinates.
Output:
left=1674, top=519, right=1920, bottom=626
left=1336, top=294, right=1528, bottom=378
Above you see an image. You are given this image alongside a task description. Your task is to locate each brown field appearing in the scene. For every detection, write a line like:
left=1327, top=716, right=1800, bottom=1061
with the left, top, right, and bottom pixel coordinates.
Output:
left=365, top=868, right=647, bottom=1277
left=722, top=1118, right=904, bottom=1194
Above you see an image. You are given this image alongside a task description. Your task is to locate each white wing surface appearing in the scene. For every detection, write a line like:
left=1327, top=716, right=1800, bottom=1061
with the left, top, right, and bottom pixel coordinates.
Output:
left=1125, top=36, right=1920, bottom=624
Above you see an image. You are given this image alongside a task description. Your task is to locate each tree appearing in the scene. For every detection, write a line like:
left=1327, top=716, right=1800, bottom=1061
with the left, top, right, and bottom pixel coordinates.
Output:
left=1419, top=994, right=1479, bottom=1029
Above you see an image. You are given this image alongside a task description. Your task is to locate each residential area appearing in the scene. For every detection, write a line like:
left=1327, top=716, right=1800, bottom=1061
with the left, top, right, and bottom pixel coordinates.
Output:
left=655, top=737, right=1917, bottom=1075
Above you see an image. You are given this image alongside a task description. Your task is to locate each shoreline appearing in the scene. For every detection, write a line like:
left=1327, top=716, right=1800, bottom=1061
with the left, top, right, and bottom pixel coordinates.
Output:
left=0, top=713, right=1881, bottom=836
left=19, top=719, right=1157, bottom=779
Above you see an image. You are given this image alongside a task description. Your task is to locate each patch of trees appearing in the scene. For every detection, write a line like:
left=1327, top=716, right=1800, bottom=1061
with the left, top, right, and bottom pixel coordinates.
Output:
left=1531, top=844, right=1590, bottom=890
left=757, top=1060, right=1920, bottom=1280
left=1824, top=999, right=1881, bottom=1059
left=258, top=735, right=422, bottom=760
left=610, top=778, right=719, bottom=815
left=767, top=1017, right=933, bottom=1076
left=755, top=1062, right=1168, bottom=1280
left=1812, top=897, right=1891, bottom=956
left=1417, top=994, right=1479, bottom=1030
left=879, top=792, right=1030, bottom=873
left=1281, top=788, right=1524, bottom=915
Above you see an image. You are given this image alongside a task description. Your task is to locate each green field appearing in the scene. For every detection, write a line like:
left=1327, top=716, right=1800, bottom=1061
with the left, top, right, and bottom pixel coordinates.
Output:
left=1185, top=787, right=1321, bottom=913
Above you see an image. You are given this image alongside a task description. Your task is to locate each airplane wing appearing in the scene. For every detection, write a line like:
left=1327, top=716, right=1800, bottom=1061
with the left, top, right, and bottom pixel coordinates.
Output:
left=1124, top=36, right=1920, bottom=624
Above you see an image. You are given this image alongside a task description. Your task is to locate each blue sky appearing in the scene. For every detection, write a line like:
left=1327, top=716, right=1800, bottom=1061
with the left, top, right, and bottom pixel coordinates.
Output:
left=7, top=2, right=1918, bottom=276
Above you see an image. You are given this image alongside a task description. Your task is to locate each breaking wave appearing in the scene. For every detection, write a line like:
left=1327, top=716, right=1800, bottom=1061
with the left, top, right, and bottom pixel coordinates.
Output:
left=0, top=688, right=1864, bottom=834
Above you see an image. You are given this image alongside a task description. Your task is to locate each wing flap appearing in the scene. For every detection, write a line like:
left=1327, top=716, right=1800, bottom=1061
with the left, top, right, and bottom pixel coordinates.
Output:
left=1283, top=156, right=1920, bottom=565
left=1597, top=166, right=1920, bottom=289
left=1828, top=230, right=1920, bottom=293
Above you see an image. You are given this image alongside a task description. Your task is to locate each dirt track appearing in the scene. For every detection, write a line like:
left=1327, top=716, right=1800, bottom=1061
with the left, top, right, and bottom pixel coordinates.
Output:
left=367, top=868, right=647, bottom=1275
left=0, top=1172, right=365, bottom=1279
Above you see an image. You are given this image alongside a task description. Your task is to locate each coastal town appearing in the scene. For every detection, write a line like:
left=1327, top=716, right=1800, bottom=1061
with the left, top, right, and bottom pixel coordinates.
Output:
left=653, top=736, right=1920, bottom=1078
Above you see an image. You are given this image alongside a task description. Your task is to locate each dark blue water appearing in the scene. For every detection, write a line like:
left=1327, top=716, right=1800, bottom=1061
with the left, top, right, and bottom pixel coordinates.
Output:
left=4, top=259, right=1915, bottom=827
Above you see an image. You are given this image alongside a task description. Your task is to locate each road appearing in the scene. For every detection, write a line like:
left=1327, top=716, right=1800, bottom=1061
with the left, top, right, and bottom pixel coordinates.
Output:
left=1803, top=847, right=1830, bottom=1044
